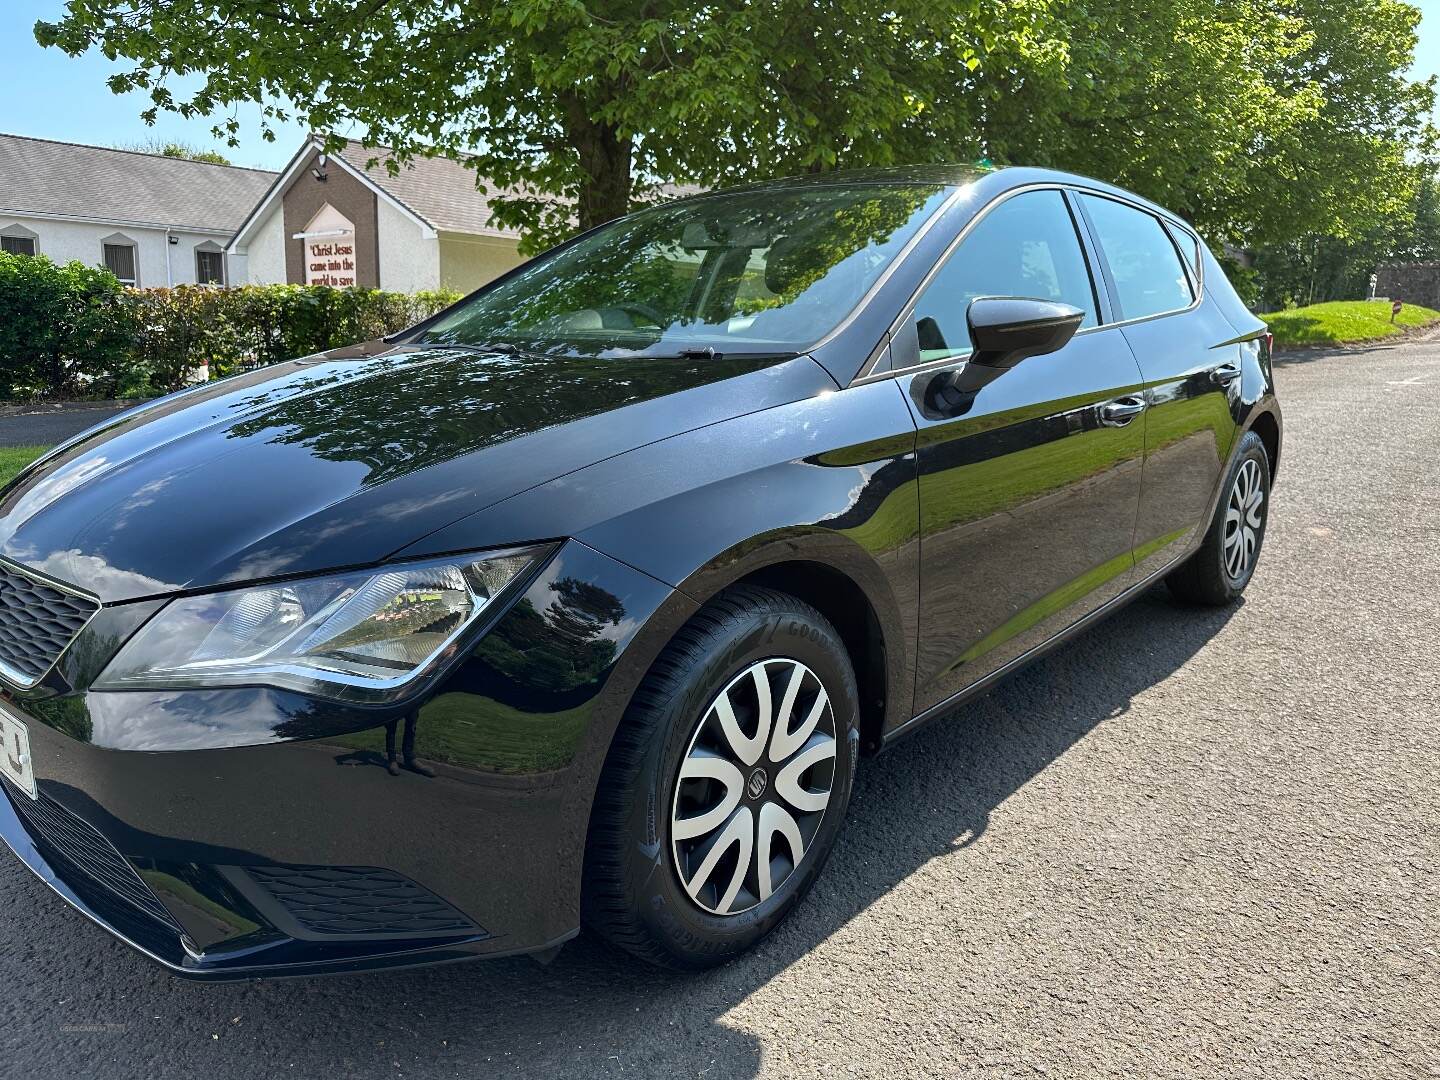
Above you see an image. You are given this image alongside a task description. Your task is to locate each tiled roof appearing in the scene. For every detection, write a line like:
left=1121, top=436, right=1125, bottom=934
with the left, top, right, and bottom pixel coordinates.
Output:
left=333, top=142, right=522, bottom=237
left=0, top=132, right=277, bottom=233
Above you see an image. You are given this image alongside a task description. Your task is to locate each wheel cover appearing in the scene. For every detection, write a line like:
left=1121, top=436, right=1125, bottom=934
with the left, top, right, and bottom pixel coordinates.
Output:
left=1223, top=458, right=1265, bottom=580
left=670, top=658, right=838, bottom=916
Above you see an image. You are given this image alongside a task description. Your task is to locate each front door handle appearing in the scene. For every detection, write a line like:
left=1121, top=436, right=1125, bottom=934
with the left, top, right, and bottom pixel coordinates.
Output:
left=1100, top=396, right=1147, bottom=427
left=1211, top=363, right=1242, bottom=386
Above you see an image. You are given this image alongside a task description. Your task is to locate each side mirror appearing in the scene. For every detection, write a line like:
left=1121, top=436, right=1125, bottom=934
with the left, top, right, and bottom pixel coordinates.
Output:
left=967, top=297, right=1085, bottom=369
left=921, top=297, right=1085, bottom=417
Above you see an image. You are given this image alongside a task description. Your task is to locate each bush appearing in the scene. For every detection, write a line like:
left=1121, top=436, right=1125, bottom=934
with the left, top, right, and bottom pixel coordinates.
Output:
left=0, top=251, right=461, bottom=402
left=0, top=252, right=136, bottom=400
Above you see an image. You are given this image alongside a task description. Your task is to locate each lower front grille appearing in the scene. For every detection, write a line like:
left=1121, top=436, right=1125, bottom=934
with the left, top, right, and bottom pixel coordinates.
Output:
left=3, top=780, right=177, bottom=928
left=239, top=865, right=479, bottom=938
left=0, top=560, right=98, bottom=687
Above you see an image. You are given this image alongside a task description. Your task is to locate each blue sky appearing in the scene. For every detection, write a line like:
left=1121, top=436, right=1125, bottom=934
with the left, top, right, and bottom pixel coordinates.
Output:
left=0, top=1, right=309, bottom=169
left=4, top=0, right=1440, bottom=171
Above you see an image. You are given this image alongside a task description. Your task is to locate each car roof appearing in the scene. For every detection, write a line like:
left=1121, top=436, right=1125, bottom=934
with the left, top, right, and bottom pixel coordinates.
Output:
left=673, top=164, right=1193, bottom=233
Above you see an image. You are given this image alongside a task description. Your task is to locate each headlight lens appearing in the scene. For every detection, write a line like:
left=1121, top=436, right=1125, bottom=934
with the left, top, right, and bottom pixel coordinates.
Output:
left=94, top=546, right=549, bottom=702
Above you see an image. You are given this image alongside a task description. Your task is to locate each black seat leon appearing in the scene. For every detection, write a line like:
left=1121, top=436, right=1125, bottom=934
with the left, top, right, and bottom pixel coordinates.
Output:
left=0, top=165, right=1279, bottom=976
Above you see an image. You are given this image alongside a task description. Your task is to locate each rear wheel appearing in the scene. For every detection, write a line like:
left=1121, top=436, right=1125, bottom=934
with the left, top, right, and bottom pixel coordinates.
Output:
left=1167, top=429, right=1272, bottom=605
left=582, top=585, right=858, bottom=969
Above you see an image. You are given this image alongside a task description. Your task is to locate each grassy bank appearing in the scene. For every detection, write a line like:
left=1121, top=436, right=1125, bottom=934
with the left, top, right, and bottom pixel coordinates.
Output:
left=1262, top=299, right=1440, bottom=348
left=0, top=446, right=48, bottom=488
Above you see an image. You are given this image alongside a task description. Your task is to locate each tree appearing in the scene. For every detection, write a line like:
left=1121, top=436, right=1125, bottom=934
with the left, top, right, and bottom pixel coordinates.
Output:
left=35, top=1, right=1433, bottom=259
left=113, top=136, right=232, bottom=165
left=979, top=0, right=1434, bottom=249
left=1391, top=167, right=1440, bottom=263
left=36, top=1, right=1056, bottom=251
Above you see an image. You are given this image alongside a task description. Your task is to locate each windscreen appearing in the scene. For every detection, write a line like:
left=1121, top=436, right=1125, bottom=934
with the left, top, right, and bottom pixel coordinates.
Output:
left=417, top=183, right=951, bottom=357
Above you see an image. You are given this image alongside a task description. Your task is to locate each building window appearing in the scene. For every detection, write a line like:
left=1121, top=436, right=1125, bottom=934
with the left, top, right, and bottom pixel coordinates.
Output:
left=102, top=240, right=138, bottom=286
left=1, top=224, right=38, bottom=256
left=196, top=248, right=225, bottom=285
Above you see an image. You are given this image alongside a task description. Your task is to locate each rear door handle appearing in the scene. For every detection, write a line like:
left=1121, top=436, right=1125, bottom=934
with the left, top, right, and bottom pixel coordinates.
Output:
left=1099, top=396, right=1147, bottom=427
left=1211, top=363, right=1242, bottom=386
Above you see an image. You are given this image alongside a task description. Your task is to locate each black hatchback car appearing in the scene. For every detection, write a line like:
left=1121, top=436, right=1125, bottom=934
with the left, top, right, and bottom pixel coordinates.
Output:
left=0, top=166, right=1279, bottom=976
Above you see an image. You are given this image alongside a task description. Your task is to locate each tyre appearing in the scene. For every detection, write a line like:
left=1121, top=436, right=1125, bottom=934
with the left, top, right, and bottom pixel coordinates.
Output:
left=1166, top=429, right=1272, bottom=605
left=582, top=584, right=859, bottom=969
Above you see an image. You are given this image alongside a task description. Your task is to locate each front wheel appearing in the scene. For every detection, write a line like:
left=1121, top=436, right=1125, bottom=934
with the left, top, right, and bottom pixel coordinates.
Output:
left=582, top=585, right=858, bottom=969
left=1167, top=429, right=1272, bottom=605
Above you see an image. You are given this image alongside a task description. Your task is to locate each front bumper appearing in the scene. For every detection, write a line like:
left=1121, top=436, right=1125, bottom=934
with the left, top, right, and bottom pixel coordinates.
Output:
left=0, top=540, right=686, bottom=979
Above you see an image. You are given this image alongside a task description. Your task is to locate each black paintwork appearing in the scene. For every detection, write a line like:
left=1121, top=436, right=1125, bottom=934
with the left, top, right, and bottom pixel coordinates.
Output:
left=0, top=165, right=1280, bottom=977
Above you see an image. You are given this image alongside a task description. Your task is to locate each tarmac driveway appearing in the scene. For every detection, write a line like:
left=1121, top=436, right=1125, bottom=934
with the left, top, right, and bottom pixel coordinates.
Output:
left=0, top=404, right=131, bottom=448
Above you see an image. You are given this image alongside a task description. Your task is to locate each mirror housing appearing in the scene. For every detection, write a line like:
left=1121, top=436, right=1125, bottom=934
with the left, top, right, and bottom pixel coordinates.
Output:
left=966, top=297, right=1085, bottom=369
left=921, top=297, right=1086, bottom=418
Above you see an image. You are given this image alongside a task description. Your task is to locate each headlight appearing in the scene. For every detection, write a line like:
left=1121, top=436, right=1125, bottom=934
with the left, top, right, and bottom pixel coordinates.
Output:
left=94, top=546, right=550, bottom=703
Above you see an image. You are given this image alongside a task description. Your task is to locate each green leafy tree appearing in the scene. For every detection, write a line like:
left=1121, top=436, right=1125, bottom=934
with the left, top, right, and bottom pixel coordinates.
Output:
left=35, top=0, right=1432, bottom=261
left=1248, top=162, right=1440, bottom=310
left=113, top=136, right=233, bottom=165
left=36, top=1, right=1055, bottom=250
left=980, top=0, right=1434, bottom=249
left=1390, top=167, right=1440, bottom=263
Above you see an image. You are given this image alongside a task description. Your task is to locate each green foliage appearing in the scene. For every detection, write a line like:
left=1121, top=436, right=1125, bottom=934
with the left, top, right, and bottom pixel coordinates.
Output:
left=1248, top=169, right=1440, bottom=311
left=33, top=0, right=1058, bottom=249
left=113, top=136, right=233, bottom=165
left=1261, top=299, right=1440, bottom=347
left=982, top=0, right=1434, bottom=251
left=0, top=446, right=49, bottom=491
left=1217, top=254, right=1261, bottom=310
left=0, top=251, right=136, bottom=400
left=0, top=252, right=459, bottom=402
left=35, top=0, right=1434, bottom=263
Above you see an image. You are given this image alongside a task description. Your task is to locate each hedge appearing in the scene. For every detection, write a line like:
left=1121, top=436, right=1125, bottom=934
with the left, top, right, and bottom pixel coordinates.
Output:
left=0, top=251, right=461, bottom=402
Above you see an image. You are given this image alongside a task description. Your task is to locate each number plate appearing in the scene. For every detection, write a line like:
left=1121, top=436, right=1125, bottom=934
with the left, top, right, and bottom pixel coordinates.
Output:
left=0, top=706, right=37, bottom=799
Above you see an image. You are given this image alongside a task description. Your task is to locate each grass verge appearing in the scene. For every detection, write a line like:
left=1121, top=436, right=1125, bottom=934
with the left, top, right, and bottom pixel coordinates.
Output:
left=0, top=446, right=49, bottom=489
left=1261, top=299, right=1440, bottom=348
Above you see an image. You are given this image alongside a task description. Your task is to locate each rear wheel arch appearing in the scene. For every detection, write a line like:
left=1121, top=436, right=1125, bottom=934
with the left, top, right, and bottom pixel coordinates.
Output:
left=1248, top=409, right=1281, bottom=482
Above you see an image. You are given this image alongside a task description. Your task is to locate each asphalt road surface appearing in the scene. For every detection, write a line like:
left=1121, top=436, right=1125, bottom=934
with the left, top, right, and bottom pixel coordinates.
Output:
left=0, top=406, right=130, bottom=448
left=2, top=336, right=1437, bottom=1080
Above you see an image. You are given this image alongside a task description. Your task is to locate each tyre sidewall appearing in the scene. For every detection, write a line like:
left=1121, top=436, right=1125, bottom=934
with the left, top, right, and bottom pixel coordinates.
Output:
left=618, top=606, right=859, bottom=966
left=1215, top=432, right=1272, bottom=596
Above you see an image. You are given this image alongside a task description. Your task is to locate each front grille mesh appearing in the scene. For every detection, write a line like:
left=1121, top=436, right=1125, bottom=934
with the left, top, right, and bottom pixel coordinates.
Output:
left=242, top=865, right=478, bottom=937
left=0, top=563, right=97, bottom=686
left=3, top=781, right=177, bottom=928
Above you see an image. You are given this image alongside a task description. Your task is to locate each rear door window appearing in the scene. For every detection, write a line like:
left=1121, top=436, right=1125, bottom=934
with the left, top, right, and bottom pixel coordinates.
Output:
left=1080, top=194, right=1193, bottom=320
left=909, top=189, right=1098, bottom=363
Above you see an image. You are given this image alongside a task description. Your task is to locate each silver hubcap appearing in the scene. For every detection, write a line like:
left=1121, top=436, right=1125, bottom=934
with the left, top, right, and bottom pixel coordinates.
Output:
left=1224, top=458, right=1265, bottom=580
left=670, top=658, right=838, bottom=916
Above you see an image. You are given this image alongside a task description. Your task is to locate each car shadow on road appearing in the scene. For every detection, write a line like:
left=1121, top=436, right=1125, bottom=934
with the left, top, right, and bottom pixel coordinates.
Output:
left=17, top=585, right=1238, bottom=1079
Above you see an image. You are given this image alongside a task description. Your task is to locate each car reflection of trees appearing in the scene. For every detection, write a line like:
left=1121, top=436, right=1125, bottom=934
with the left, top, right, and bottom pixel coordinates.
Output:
left=466, top=575, right=626, bottom=707
left=309, top=576, right=628, bottom=776
left=223, top=351, right=763, bottom=488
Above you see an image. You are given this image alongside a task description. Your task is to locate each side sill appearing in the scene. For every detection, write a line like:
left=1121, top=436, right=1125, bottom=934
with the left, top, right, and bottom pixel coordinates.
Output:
left=880, top=546, right=1198, bottom=751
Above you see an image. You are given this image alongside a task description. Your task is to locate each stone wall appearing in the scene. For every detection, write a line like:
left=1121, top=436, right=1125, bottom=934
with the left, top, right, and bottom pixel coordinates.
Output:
left=1375, top=262, right=1440, bottom=308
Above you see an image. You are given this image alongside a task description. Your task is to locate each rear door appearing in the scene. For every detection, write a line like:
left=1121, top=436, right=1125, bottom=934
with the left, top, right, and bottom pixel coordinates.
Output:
left=897, top=187, right=1149, bottom=715
left=1075, top=193, right=1244, bottom=578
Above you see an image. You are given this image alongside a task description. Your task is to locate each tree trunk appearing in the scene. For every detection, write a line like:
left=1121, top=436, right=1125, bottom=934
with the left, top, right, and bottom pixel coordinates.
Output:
left=562, top=94, right=633, bottom=233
